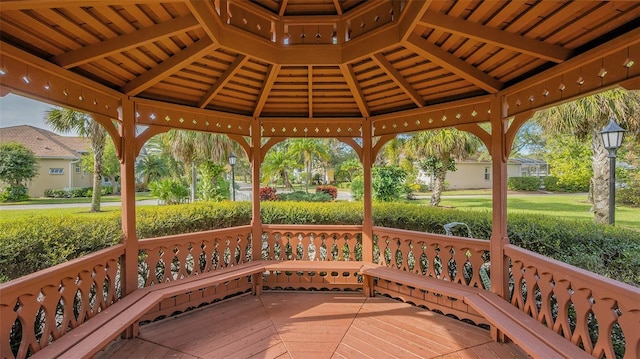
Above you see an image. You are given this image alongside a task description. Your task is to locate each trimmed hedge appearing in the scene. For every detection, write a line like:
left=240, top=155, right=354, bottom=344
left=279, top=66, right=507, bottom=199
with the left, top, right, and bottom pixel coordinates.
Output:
left=508, top=177, right=542, bottom=191
left=1, top=201, right=638, bottom=287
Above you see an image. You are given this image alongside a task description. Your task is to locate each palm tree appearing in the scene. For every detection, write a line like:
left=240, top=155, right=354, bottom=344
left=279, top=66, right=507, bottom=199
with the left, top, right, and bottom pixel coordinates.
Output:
left=161, top=130, right=234, bottom=200
left=136, top=154, right=170, bottom=185
left=45, top=108, right=106, bottom=212
left=407, top=129, right=481, bottom=206
left=288, top=139, right=330, bottom=192
left=262, top=148, right=297, bottom=190
left=534, top=88, right=640, bottom=223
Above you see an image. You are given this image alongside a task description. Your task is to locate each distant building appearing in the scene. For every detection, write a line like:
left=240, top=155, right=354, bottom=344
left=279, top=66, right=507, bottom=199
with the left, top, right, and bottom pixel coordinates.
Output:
left=0, top=125, right=92, bottom=197
left=417, top=157, right=548, bottom=190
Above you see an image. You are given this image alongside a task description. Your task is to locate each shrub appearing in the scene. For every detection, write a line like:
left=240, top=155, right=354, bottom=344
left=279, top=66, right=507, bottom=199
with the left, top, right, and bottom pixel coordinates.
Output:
left=277, top=191, right=332, bottom=202
left=543, top=176, right=560, bottom=191
left=68, top=187, right=92, bottom=198
left=135, top=183, right=149, bottom=192
left=315, top=185, right=337, bottom=200
left=149, top=179, right=189, bottom=204
left=44, top=189, right=69, bottom=198
left=617, top=187, right=640, bottom=207
left=0, top=185, right=29, bottom=202
left=259, top=187, right=277, bottom=201
left=508, top=177, right=542, bottom=191
left=372, top=166, right=406, bottom=202
left=350, top=176, right=364, bottom=201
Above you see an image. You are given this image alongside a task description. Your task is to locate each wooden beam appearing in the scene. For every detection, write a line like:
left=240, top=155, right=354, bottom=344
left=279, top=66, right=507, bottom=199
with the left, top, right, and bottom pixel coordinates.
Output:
left=0, top=0, right=162, bottom=10
left=52, top=15, right=201, bottom=69
left=198, top=55, right=248, bottom=108
left=420, top=11, right=571, bottom=63
left=308, top=65, right=313, bottom=117
left=332, top=0, right=343, bottom=15
left=405, top=33, right=503, bottom=93
left=372, top=53, right=424, bottom=107
left=185, top=0, right=222, bottom=43
left=122, top=38, right=215, bottom=96
left=340, top=63, right=369, bottom=117
left=279, top=0, right=289, bottom=17
left=253, top=64, right=281, bottom=117
left=399, top=0, right=432, bottom=41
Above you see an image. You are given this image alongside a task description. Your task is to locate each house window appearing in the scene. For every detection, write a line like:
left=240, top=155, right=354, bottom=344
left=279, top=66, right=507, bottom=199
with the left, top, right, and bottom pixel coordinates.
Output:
left=484, top=167, right=490, bottom=180
left=49, top=168, right=64, bottom=175
left=75, top=164, right=81, bottom=173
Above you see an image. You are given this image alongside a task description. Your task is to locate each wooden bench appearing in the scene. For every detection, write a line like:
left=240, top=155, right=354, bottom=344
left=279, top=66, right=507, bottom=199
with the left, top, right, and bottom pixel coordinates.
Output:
left=361, top=265, right=591, bottom=359
left=262, top=260, right=365, bottom=292
left=466, top=292, right=592, bottom=359
left=31, top=261, right=269, bottom=359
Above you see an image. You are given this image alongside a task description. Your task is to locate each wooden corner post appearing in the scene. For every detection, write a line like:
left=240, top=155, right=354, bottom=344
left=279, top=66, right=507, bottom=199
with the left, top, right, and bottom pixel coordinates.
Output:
left=362, top=118, right=374, bottom=263
left=119, top=98, right=139, bottom=337
left=250, top=118, right=263, bottom=294
left=489, top=95, right=510, bottom=341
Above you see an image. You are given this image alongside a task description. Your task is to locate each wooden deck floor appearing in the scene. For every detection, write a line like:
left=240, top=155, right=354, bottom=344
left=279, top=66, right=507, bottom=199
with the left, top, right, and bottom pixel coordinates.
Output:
left=96, top=292, right=528, bottom=359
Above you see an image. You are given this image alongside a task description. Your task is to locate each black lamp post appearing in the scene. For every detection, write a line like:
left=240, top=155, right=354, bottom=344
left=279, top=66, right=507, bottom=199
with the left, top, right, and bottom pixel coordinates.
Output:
left=228, top=152, right=237, bottom=201
left=599, top=116, right=626, bottom=225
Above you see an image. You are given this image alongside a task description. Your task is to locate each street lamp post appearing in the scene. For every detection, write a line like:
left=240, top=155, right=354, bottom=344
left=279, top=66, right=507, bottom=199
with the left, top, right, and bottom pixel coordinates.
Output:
left=228, top=152, right=237, bottom=201
left=599, top=116, right=626, bottom=225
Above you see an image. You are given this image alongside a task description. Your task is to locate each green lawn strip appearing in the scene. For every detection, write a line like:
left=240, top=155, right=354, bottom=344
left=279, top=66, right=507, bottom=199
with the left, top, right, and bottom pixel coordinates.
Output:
left=0, top=192, right=153, bottom=206
left=433, top=194, right=639, bottom=230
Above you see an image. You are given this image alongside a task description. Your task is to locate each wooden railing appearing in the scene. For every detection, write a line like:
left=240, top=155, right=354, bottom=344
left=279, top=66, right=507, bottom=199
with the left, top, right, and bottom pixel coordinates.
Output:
left=506, top=244, right=640, bottom=359
left=261, top=225, right=363, bottom=290
left=0, top=245, right=123, bottom=359
left=3, top=225, right=639, bottom=359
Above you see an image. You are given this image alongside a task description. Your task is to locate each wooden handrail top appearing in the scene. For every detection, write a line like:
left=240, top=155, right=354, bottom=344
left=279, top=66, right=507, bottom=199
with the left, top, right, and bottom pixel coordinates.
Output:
left=373, top=226, right=490, bottom=249
left=262, top=224, right=363, bottom=233
left=138, top=225, right=253, bottom=247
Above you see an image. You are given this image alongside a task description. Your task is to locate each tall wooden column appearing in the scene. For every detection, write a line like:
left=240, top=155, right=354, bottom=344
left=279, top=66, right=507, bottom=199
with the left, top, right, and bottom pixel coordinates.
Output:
left=250, top=118, right=263, bottom=262
left=489, top=96, right=510, bottom=341
left=119, top=98, right=139, bottom=337
left=361, top=118, right=373, bottom=263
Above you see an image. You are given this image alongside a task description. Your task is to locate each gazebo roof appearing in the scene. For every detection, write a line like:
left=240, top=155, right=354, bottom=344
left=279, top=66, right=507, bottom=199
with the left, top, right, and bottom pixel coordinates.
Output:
left=1, top=1, right=639, bottom=130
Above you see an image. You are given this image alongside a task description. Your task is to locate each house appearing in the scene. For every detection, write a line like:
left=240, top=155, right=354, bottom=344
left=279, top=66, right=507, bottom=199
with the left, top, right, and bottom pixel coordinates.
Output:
left=0, top=125, right=92, bottom=197
left=417, top=157, right=548, bottom=190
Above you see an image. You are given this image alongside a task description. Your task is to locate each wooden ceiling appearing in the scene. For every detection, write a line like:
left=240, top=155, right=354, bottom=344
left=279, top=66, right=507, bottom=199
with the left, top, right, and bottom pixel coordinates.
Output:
left=1, top=1, right=639, bottom=125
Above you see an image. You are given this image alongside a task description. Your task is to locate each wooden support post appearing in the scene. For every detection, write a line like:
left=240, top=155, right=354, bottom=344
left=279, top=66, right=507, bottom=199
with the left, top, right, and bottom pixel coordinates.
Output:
left=362, top=118, right=374, bottom=263
left=119, top=98, right=139, bottom=338
left=250, top=118, right=263, bottom=275
left=489, top=95, right=510, bottom=342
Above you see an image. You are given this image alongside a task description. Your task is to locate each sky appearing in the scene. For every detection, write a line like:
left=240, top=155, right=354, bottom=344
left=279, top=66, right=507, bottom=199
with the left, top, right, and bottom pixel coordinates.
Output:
left=0, top=93, right=77, bottom=135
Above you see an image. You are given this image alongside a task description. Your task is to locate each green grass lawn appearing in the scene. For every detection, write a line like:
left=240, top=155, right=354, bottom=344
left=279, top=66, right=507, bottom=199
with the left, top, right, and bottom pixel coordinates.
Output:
left=417, top=193, right=640, bottom=229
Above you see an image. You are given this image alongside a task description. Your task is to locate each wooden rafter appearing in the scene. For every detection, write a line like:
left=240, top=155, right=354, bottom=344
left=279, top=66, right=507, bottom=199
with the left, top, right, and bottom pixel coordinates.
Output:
left=185, top=0, right=222, bottom=43
left=404, top=34, right=503, bottom=93
left=279, top=0, right=289, bottom=17
left=52, top=15, right=201, bottom=69
left=420, top=11, right=572, bottom=63
left=253, top=64, right=281, bottom=117
left=340, top=63, right=369, bottom=117
left=122, top=38, right=215, bottom=96
left=399, top=0, right=432, bottom=41
left=0, top=0, right=162, bottom=10
left=332, top=0, right=343, bottom=15
left=198, top=54, right=248, bottom=108
left=371, top=53, right=424, bottom=107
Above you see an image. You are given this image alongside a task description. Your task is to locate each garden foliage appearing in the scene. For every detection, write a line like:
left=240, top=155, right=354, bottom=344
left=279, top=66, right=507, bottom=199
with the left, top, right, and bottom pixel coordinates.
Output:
left=1, top=202, right=638, bottom=287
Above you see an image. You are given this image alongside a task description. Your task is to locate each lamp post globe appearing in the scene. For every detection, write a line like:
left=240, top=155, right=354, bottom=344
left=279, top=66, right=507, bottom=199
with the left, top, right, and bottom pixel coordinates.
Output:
left=599, top=116, right=626, bottom=225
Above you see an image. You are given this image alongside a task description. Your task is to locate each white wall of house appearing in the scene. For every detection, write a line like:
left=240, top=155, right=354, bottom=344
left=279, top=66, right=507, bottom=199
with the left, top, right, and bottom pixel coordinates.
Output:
left=417, top=161, right=522, bottom=190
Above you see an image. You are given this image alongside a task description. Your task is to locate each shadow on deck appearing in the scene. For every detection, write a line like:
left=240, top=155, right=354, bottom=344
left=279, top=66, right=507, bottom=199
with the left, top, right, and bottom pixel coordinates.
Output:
left=96, top=292, right=528, bottom=359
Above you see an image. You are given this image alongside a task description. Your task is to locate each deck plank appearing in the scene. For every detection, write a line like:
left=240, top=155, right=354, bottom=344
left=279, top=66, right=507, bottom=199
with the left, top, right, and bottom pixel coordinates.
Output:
left=96, top=292, right=528, bottom=359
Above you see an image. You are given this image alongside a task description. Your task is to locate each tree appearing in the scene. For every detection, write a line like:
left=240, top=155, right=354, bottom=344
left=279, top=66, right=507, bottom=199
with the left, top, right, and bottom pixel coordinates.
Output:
left=136, top=153, right=170, bottom=185
left=288, top=139, right=330, bottom=192
left=372, top=166, right=407, bottom=202
left=262, top=148, right=297, bottom=190
left=407, top=129, right=481, bottom=206
left=534, top=88, right=640, bottom=223
left=45, top=108, right=106, bottom=212
left=0, top=142, right=39, bottom=201
left=544, top=135, right=592, bottom=192
left=82, top=139, right=121, bottom=194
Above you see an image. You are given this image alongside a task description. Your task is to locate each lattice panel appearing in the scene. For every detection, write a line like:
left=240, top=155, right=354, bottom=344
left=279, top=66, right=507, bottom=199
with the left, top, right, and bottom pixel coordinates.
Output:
left=372, top=98, right=492, bottom=136
left=0, top=54, right=121, bottom=120
left=504, top=44, right=640, bottom=118
left=135, top=99, right=251, bottom=136
left=260, top=119, right=363, bottom=138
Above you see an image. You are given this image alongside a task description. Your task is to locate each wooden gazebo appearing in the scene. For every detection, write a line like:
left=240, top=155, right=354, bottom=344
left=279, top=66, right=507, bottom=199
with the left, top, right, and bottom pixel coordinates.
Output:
left=1, top=1, right=639, bottom=358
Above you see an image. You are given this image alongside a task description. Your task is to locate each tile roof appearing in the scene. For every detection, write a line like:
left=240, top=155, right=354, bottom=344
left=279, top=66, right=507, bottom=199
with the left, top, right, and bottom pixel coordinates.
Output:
left=0, top=125, right=88, bottom=158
